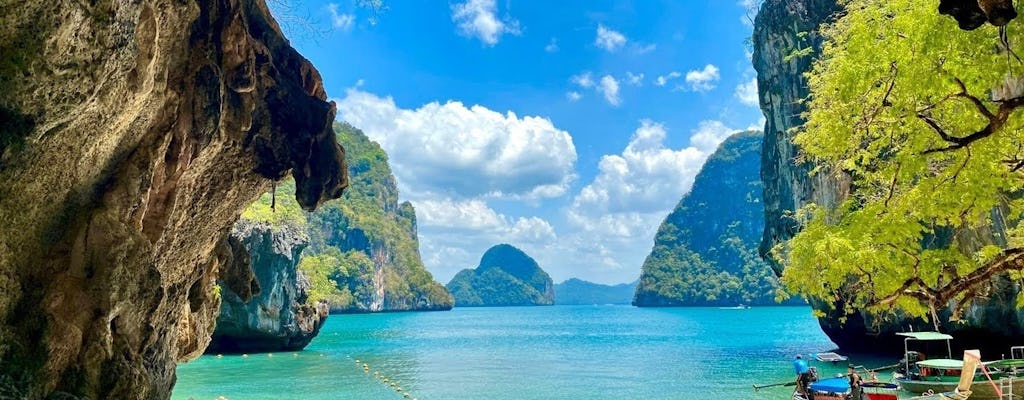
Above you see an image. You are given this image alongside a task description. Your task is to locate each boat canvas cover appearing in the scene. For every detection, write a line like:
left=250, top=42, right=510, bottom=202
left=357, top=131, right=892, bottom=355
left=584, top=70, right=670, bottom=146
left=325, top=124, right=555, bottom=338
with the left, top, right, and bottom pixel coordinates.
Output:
left=916, top=358, right=963, bottom=369
left=896, top=332, right=953, bottom=341
left=814, top=352, right=848, bottom=362
left=809, top=377, right=848, bottom=393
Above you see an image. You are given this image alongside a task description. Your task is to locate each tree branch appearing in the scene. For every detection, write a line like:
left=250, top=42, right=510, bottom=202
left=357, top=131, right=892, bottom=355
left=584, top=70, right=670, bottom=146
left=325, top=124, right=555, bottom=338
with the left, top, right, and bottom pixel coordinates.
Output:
left=869, top=247, right=1024, bottom=309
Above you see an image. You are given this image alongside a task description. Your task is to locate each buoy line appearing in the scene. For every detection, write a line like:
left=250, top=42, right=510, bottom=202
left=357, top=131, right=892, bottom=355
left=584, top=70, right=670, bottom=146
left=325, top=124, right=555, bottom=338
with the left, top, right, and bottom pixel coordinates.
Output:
left=352, top=356, right=419, bottom=400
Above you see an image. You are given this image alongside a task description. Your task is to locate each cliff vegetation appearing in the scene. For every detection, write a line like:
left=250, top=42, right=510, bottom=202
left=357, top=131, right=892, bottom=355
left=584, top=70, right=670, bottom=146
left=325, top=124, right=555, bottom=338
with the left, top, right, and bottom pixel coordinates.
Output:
left=447, top=244, right=555, bottom=307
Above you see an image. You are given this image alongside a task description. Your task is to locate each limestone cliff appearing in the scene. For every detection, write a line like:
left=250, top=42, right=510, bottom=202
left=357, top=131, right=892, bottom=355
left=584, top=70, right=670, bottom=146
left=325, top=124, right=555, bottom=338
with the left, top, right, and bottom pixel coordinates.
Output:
left=755, top=0, right=1024, bottom=353
left=207, top=220, right=328, bottom=353
left=634, top=131, right=792, bottom=307
left=0, top=0, right=346, bottom=398
left=301, top=123, right=454, bottom=313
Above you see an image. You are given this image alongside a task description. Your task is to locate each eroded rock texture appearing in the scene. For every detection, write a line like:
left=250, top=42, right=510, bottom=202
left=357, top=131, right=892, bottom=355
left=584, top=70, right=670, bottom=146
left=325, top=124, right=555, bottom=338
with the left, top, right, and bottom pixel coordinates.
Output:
left=207, top=221, right=328, bottom=354
left=755, top=0, right=1024, bottom=354
left=0, top=0, right=346, bottom=398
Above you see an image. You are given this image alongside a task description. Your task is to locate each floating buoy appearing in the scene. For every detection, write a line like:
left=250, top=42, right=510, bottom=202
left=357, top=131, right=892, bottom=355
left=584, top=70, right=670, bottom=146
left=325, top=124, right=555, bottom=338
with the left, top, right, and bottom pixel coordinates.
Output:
left=267, top=354, right=273, bottom=358
left=355, top=359, right=360, bottom=363
left=293, top=353, right=298, bottom=357
left=241, top=354, right=248, bottom=358
left=216, top=354, right=223, bottom=358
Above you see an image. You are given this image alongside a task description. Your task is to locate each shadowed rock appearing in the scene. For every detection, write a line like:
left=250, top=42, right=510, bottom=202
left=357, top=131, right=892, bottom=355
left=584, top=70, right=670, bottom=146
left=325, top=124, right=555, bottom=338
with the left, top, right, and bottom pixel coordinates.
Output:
left=0, top=0, right=346, bottom=398
left=940, top=0, right=1017, bottom=30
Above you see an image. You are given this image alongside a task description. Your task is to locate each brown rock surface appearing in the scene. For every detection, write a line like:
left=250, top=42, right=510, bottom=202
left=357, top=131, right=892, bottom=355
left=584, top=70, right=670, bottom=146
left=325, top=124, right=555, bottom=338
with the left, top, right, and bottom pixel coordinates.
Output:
left=0, top=0, right=346, bottom=398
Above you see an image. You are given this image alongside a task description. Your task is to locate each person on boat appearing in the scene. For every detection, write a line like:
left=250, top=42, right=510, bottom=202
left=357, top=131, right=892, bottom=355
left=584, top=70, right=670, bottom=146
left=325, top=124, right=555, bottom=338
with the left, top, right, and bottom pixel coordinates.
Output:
left=848, top=364, right=864, bottom=400
left=793, top=354, right=810, bottom=395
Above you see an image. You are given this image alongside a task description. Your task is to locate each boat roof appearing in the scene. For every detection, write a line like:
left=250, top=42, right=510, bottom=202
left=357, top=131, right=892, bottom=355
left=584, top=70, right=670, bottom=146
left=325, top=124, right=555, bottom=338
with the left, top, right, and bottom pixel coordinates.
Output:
left=917, top=359, right=966, bottom=369
left=814, top=352, right=848, bottom=362
left=809, top=377, right=848, bottom=393
left=896, top=332, right=953, bottom=341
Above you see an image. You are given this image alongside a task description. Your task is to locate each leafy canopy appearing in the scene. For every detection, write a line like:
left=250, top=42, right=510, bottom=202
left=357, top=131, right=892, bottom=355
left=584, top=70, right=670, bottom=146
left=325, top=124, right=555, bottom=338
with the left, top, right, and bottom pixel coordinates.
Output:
left=778, top=0, right=1024, bottom=321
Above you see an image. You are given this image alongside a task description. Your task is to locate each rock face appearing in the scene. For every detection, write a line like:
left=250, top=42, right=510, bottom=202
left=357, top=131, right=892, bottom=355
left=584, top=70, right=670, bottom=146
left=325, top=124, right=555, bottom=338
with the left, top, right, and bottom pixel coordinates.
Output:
left=634, top=131, right=791, bottom=307
left=446, top=244, right=554, bottom=307
left=0, top=0, right=346, bottom=398
left=754, top=0, right=1024, bottom=354
left=301, top=123, right=454, bottom=313
left=554, top=279, right=637, bottom=305
left=207, top=220, right=328, bottom=353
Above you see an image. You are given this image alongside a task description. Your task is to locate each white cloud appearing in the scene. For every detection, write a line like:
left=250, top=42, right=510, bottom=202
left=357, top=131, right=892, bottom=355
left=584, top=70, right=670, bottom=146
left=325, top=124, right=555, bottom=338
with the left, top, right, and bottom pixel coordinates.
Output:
left=690, top=120, right=739, bottom=152
left=634, top=43, right=657, bottom=54
left=735, top=77, right=759, bottom=106
left=655, top=71, right=681, bottom=87
left=571, top=72, right=595, bottom=88
left=415, top=199, right=557, bottom=282
left=545, top=37, right=559, bottom=53
left=566, top=91, right=583, bottom=102
left=554, top=119, right=744, bottom=282
left=626, top=72, right=644, bottom=86
left=685, top=64, right=720, bottom=92
left=451, top=0, right=521, bottom=46
left=336, top=88, right=577, bottom=200
left=599, top=75, right=621, bottom=106
left=595, top=24, right=627, bottom=52
left=327, top=3, right=355, bottom=31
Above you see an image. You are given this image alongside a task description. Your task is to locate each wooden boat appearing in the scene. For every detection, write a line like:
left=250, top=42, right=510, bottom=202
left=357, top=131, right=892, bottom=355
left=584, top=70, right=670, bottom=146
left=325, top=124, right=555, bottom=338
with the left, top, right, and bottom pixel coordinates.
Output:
left=893, top=332, right=1023, bottom=399
left=792, top=377, right=899, bottom=400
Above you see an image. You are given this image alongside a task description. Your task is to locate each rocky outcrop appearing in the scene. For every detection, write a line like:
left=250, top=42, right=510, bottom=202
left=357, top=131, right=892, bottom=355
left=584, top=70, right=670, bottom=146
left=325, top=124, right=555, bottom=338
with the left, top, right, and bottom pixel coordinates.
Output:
left=754, top=0, right=1024, bottom=354
left=754, top=0, right=845, bottom=275
left=446, top=244, right=554, bottom=307
left=0, top=0, right=346, bottom=398
left=207, top=221, right=328, bottom=353
left=302, top=123, right=454, bottom=313
left=634, top=131, right=794, bottom=307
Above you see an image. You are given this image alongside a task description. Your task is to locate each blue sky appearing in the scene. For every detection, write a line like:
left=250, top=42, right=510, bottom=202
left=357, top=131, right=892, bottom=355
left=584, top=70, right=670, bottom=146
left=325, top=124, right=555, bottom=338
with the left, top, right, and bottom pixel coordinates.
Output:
left=275, top=0, right=764, bottom=285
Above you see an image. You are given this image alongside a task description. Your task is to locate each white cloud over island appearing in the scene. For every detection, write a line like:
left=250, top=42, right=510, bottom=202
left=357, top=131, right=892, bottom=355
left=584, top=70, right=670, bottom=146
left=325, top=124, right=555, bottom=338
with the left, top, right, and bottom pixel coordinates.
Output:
left=336, top=88, right=577, bottom=200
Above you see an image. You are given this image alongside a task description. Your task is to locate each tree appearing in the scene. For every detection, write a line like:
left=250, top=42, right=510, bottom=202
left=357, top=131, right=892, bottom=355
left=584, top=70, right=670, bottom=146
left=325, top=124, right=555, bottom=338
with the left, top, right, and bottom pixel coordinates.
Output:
left=777, top=0, right=1024, bottom=324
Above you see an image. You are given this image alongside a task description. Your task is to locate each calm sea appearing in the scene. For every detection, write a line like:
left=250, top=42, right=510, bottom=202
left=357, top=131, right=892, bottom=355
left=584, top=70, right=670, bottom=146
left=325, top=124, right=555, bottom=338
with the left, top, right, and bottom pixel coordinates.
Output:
left=172, top=306, right=893, bottom=400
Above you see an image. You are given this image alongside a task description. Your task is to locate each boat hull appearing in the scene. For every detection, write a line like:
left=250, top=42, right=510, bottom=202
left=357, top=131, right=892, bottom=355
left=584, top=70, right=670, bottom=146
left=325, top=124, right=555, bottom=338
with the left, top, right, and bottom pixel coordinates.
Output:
left=898, top=377, right=1024, bottom=399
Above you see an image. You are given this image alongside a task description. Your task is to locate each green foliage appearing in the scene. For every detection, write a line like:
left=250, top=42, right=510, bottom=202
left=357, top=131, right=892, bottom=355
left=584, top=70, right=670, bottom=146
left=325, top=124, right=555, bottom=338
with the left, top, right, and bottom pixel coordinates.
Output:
left=634, top=131, right=792, bottom=306
left=239, top=179, right=308, bottom=232
left=778, top=0, right=1024, bottom=319
left=446, top=244, right=555, bottom=307
left=251, top=122, right=452, bottom=312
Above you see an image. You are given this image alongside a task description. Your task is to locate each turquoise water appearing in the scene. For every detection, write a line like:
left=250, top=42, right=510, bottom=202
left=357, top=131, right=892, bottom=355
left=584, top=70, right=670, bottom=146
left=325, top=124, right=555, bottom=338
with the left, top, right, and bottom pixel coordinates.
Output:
left=173, top=306, right=892, bottom=400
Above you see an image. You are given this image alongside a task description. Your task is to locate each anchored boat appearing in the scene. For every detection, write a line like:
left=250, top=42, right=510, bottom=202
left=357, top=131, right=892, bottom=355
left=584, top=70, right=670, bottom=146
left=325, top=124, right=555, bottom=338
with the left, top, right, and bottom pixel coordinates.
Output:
left=893, top=332, right=1021, bottom=399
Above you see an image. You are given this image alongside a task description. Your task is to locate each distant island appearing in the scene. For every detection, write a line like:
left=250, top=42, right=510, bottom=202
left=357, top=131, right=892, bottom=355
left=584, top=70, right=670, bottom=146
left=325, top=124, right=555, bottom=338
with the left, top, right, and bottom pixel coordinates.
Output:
left=634, top=131, right=796, bottom=307
left=554, top=278, right=637, bottom=305
left=446, top=244, right=555, bottom=307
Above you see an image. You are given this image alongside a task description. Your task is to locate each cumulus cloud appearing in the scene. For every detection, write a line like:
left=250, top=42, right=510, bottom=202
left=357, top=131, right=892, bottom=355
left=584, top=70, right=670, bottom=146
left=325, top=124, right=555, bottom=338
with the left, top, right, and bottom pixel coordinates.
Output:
left=336, top=88, right=577, bottom=200
left=416, top=199, right=558, bottom=282
left=327, top=3, right=355, bottom=31
left=566, top=91, right=583, bottom=102
left=567, top=118, right=745, bottom=240
left=595, top=24, right=627, bottom=52
left=571, top=72, right=595, bottom=88
left=451, top=0, right=521, bottom=46
left=545, top=37, right=559, bottom=53
left=685, top=64, right=720, bottom=92
left=626, top=72, right=644, bottom=86
left=655, top=71, right=681, bottom=87
left=735, top=77, right=759, bottom=106
left=599, top=75, right=621, bottom=106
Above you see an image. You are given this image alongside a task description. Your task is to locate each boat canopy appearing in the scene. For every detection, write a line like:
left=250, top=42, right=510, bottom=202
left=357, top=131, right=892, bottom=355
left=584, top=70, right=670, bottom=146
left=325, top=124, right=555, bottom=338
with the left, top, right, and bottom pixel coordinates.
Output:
left=917, top=359, right=965, bottom=369
left=809, top=377, right=848, bottom=393
left=896, top=332, right=953, bottom=341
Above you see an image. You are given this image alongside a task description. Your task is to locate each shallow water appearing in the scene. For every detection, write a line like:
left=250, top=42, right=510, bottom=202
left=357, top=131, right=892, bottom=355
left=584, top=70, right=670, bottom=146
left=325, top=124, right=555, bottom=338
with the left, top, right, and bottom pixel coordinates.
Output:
left=173, top=306, right=895, bottom=400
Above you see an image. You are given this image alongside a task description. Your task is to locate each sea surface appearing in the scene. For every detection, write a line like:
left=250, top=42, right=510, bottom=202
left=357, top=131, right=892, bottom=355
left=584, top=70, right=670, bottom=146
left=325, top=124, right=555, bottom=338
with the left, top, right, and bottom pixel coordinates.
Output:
left=173, top=306, right=896, bottom=400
